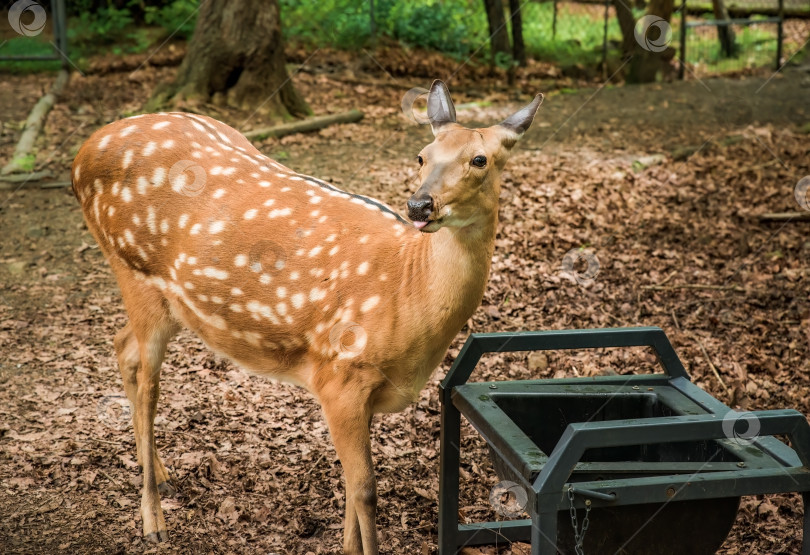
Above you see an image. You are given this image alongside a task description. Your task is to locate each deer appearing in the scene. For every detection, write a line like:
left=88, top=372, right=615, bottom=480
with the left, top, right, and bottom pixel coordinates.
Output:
left=71, top=80, right=542, bottom=554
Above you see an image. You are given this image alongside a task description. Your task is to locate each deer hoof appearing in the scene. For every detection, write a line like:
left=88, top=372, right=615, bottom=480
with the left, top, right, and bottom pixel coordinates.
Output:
left=145, top=530, right=169, bottom=543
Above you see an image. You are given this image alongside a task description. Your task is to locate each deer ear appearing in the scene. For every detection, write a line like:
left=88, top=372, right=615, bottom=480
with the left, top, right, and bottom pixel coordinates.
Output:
left=427, top=80, right=457, bottom=135
left=498, top=93, right=544, bottom=147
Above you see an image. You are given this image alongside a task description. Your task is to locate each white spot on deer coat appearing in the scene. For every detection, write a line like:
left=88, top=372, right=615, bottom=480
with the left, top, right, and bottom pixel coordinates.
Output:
left=143, top=142, right=157, bottom=156
left=213, top=188, right=226, bottom=199
left=234, top=254, right=247, bottom=267
left=361, top=296, right=380, bottom=313
left=121, top=187, right=132, bottom=202
left=357, top=262, right=369, bottom=275
left=122, top=150, right=133, bottom=169
left=309, top=246, right=322, bottom=257
left=98, top=135, right=111, bottom=149
left=146, top=206, right=157, bottom=234
left=160, top=219, right=169, bottom=234
left=209, top=220, right=226, bottom=234
left=190, top=223, right=202, bottom=235
left=152, top=167, right=166, bottom=187
left=120, top=125, right=137, bottom=137
left=203, top=267, right=229, bottom=280
left=178, top=214, right=189, bottom=229
left=162, top=140, right=175, bottom=149
left=244, top=209, right=257, bottom=220
left=136, top=176, right=149, bottom=195
left=152, top=121, right=170, bottom=130
left=291, top=293, right=305, bottom=309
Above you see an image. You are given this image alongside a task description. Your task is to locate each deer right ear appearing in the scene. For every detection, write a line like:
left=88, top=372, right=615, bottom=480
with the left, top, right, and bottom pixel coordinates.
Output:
left=498, top=93, right=544, bottom=148
left=427, top=80, right=457, bottom=136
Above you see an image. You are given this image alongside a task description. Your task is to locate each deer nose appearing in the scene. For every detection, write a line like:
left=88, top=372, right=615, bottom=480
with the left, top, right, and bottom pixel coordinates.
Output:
left=407, top=195, right=434, bottom=221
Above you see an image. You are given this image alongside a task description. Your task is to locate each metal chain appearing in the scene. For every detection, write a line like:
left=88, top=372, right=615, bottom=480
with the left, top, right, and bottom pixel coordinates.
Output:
left=567, top=486, right=592, bottom=555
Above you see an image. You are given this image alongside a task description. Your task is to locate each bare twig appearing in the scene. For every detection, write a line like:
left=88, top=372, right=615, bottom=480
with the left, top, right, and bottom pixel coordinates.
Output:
left=642, top=284, right=744, bottom=292
left=696, top=339, right=729, bottom=394
left=758, top=212, right=810, bottom=223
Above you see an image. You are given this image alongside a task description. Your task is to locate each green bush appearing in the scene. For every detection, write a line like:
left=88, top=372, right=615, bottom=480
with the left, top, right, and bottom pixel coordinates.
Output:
left=144, top=0, right=202, bottom=40
left=280, top=0, right=486, bottom=58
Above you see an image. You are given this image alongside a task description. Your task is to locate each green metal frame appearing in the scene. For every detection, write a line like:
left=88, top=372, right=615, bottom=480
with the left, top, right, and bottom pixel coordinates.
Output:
left=438, top=327, right=810, bottom=554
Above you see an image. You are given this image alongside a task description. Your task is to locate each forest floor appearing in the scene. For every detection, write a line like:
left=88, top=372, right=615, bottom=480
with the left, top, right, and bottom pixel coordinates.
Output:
left=1, top=45, right=809, bottom=554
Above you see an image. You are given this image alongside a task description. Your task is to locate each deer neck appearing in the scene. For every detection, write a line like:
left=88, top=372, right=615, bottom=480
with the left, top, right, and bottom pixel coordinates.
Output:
left=400, top=210, right=498, bottom=378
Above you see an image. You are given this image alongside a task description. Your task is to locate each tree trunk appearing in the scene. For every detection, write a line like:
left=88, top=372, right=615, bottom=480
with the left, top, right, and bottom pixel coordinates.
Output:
left=613, top=0, right=637, bottom=60
left=627, top=0, right=675, bottom=83
left=482, top=0, right=511, bottom=63
left=509, top=0, right=526, bottom=66
left=712, top=0, right=738, bottom=58
left=148, top=0, right=309, bottom=119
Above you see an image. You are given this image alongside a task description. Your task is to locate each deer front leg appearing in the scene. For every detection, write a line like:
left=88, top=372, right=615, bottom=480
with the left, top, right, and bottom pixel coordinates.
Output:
left=320, top=391, right=378, bottom=555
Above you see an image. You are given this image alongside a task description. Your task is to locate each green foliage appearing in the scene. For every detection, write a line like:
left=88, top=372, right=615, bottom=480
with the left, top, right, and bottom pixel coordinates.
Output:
left=144, top=0, right=199, bottom=40
left=384, top=0, right=483, bottom=57
left=280, top=0, right=375, bottom=49
left=280, top=0, right=486, bottom=58
left=0, top=37, right=61, bottom=73
left=14, top=154, right=37, bottom=172
left=521, top=2, right=625, bottom=67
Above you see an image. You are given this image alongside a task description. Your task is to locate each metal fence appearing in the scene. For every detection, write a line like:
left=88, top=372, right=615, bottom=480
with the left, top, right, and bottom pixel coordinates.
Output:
left=0, top=0, right=68, bottom=68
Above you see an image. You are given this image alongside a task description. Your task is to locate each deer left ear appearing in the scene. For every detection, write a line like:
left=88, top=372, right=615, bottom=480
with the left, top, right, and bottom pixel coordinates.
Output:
left=498, top=93, right=544, bottom=148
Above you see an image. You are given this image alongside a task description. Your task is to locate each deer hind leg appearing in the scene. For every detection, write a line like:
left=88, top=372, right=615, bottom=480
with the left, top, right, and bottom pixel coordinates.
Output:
left=114, top=270, right=179, bottom=542
left=318, top=384, right=379, bottom=555
left=114, top=322, right=172, bottom=492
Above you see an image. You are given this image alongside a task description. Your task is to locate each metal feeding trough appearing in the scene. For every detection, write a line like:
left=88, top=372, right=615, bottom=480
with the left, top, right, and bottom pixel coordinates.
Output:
left=438, top=327, right=810, bottom=554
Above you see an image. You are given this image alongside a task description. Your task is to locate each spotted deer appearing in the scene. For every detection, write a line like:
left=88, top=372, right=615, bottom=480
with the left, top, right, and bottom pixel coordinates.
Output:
left=72, top=81, right=542, bottom=554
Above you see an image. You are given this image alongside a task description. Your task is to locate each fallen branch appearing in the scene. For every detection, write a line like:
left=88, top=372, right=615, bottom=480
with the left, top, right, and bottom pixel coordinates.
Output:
left=1, top=69, right=70, bottom=176
left=243, top=109, right=364, bottom=140
left=0, top=170, right=52, bottom=184
left=641, top=284, right=744, bottom=292
left=758, top=212, right=810, bottom=223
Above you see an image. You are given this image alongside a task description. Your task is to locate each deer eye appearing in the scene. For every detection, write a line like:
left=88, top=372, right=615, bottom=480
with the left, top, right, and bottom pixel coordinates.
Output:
left=471, top=155, right=487, bottom=168
left=417, top=155, right=424, bottom=166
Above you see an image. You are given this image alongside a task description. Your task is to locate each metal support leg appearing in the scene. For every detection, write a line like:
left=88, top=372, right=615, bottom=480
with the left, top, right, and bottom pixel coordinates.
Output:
left=802, top=491, right=810, bottom=555
left=438, top=394, right=462, bottom=554
left=530, top=500, right=559, bottom=555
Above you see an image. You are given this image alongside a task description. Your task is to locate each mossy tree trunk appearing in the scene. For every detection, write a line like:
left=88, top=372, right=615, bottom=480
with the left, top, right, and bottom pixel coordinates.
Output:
left=149, top=0, right=309, bottom=119
left=626, top=0, right=675, bottom=83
